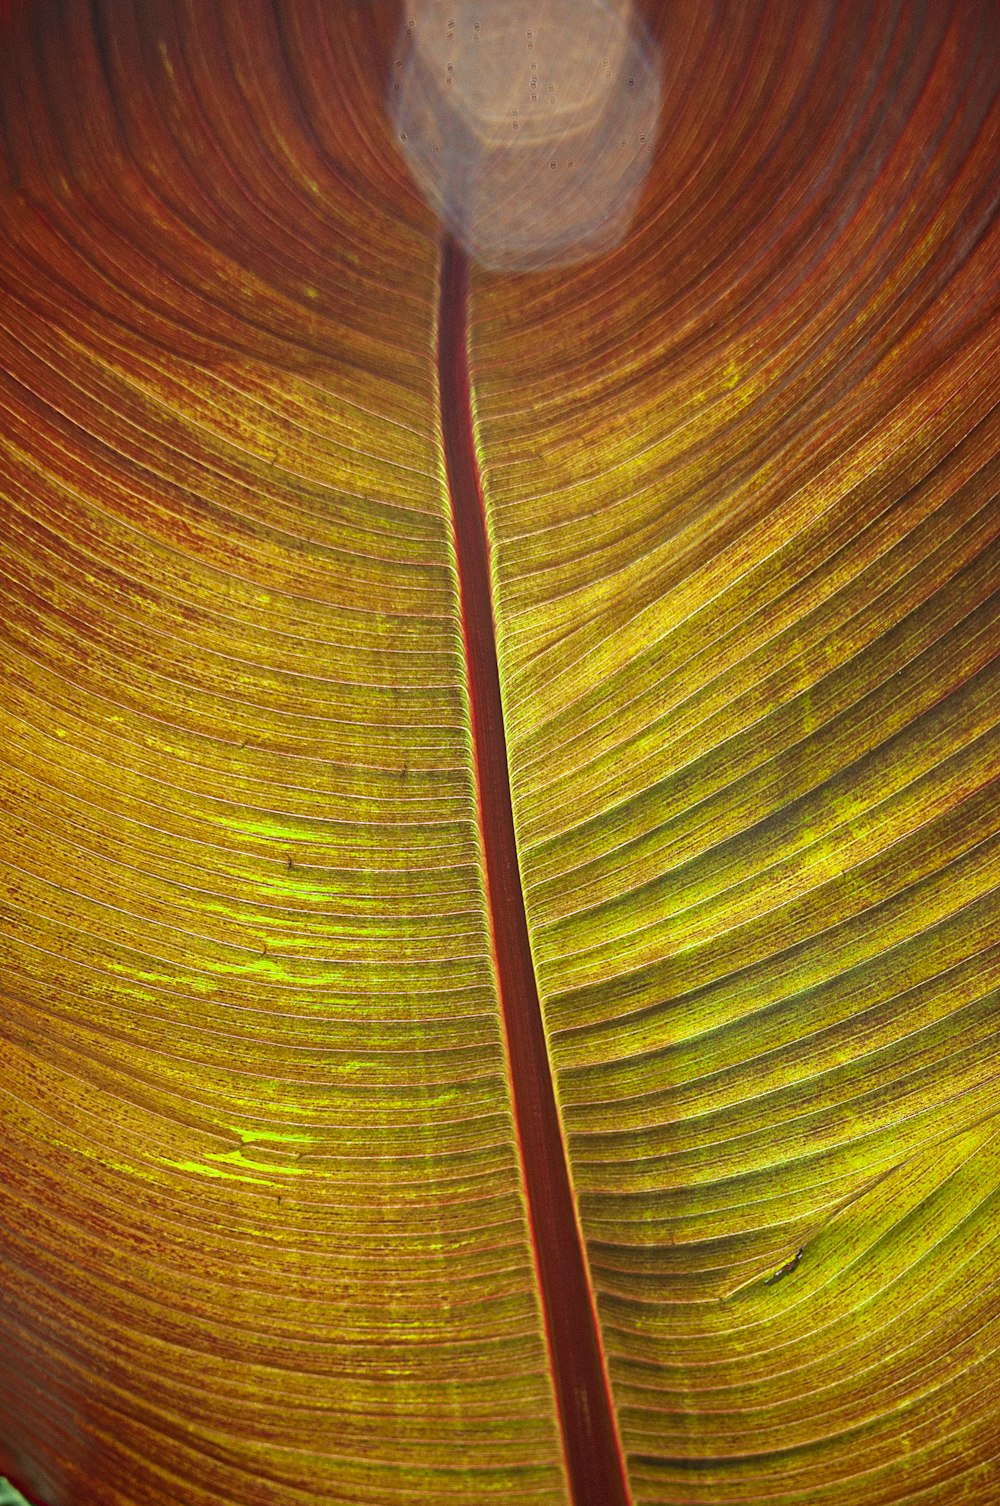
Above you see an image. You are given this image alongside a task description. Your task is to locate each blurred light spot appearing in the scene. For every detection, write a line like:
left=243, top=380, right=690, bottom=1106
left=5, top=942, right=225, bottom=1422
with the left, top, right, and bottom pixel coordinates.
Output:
left=390, top=0, right=662, bottom=272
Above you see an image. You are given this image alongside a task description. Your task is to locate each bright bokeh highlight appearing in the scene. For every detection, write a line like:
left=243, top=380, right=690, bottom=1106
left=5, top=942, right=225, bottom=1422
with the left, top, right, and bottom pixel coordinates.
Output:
left=390, top=0, right=662, bottom=271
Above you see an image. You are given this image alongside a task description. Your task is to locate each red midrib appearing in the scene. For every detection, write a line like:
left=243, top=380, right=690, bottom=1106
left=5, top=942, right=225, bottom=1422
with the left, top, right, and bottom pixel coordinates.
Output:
left=437, top=236, right=630, bottom=1506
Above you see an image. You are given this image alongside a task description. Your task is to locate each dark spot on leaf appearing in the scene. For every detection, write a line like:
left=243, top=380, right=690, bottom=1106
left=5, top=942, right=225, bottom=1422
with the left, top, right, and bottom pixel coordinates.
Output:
left=764, top=1249, right=804, bottom=1286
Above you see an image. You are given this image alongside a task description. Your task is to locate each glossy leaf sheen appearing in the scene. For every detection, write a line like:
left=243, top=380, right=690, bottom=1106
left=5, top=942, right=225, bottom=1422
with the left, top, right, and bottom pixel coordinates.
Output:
left=1, top=2, right=999, bottom=1505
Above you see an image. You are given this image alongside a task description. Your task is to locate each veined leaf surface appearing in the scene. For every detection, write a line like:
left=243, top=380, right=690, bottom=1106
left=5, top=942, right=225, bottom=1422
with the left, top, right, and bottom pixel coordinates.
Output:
left=1, top=2, right=999, bottom=1504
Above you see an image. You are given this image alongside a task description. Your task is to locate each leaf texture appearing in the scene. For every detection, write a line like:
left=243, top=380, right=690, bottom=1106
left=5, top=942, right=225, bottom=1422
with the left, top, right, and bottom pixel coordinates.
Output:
left=1, top=1, right=999, bottom=1505
left=0, top=3, right=564, bottom=1501
left=472, top=3, right=1000, bottom=1500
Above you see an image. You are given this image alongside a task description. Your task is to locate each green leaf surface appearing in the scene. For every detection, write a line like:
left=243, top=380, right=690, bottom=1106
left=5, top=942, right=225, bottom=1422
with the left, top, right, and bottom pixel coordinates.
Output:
left=1, top=1, right=998, bottom=1503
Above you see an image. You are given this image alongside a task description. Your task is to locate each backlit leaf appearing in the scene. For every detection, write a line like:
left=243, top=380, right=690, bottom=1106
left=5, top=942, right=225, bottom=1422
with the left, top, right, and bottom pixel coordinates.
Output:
left=1, top=2, right=998, bottom=1504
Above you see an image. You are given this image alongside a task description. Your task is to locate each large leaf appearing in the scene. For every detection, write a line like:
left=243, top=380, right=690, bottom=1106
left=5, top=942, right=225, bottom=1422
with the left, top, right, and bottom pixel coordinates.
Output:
left=1, top=2, right=999, bottom=1504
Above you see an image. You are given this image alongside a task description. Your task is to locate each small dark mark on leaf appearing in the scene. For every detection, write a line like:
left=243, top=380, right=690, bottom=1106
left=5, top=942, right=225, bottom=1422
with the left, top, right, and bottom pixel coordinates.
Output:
left=764, top=1248, right=803, bottom=1286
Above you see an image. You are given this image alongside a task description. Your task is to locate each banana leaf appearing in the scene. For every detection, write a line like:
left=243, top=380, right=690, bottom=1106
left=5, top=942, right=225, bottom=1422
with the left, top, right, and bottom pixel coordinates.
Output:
left=1, top=1, right=998, bottom=1503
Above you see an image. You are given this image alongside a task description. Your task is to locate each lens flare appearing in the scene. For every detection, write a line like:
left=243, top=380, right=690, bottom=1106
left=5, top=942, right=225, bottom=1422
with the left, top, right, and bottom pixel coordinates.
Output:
left=390, top=0, right=662, bottom=272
